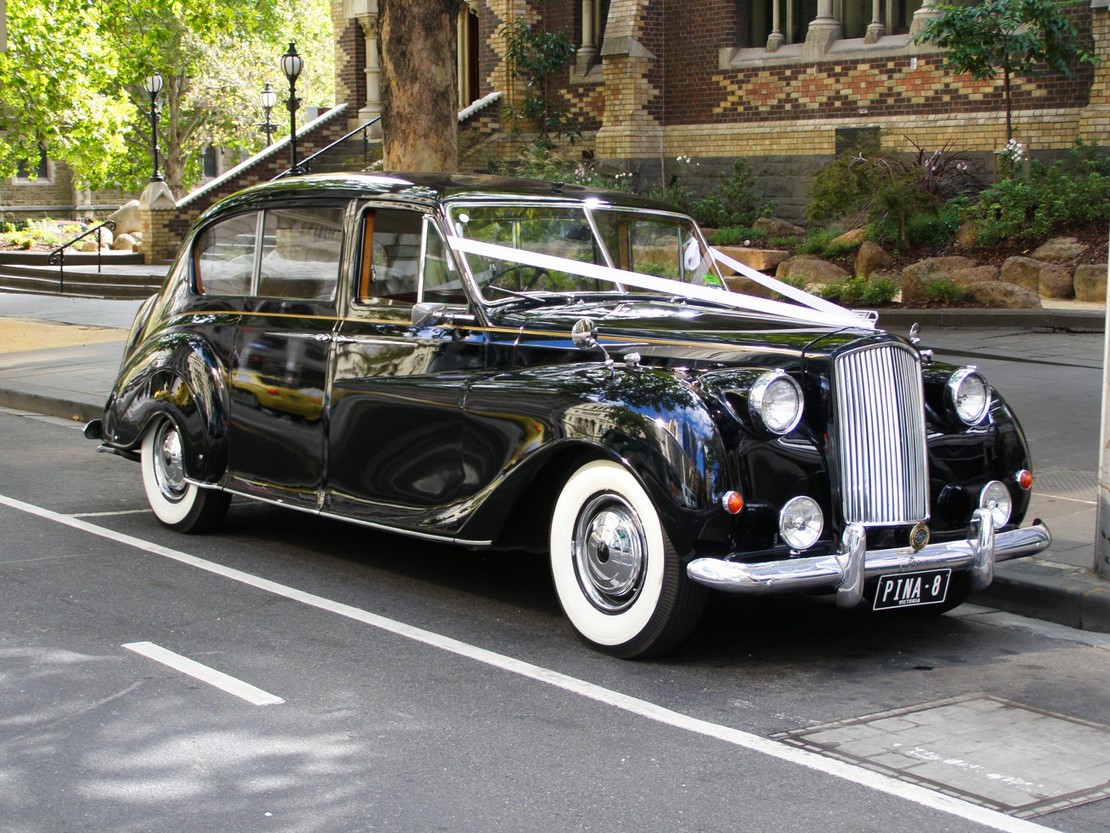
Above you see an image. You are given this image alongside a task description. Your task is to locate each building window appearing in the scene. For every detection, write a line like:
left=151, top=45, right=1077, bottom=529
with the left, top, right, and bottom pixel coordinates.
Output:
left=575, top=0, right=609, bottom=79
left=743, top=0, right=924, bottom=51
left=15, top=144, right=50, bottom=182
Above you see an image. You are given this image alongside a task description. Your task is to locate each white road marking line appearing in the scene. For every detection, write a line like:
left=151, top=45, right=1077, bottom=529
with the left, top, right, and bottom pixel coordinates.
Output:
left=0, top=491, right=1060, bottom=833
left=71, top=509, right=152, bottom=518
left=123, top=641, right=284, bottom=706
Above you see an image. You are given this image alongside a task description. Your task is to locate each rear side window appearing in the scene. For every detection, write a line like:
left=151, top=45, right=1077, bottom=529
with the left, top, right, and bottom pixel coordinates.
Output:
left=195, top=213, right=257, bottom=296
left=194, top=205, right=344, bottom=301
left=259, top=207, right=343, bottom=301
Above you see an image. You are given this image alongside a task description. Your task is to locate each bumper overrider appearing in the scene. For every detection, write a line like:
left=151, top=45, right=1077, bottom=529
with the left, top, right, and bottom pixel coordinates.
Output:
left=686, top=509, right=1052, bottom=607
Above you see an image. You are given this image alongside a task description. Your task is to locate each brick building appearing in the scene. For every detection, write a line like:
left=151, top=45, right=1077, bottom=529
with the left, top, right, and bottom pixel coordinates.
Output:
left=333, top=0, right=1110, bottom=219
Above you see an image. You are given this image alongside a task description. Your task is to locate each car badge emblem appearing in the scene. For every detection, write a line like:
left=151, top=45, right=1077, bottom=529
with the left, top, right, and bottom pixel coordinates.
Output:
left=909, top=522, right=931, bottom=552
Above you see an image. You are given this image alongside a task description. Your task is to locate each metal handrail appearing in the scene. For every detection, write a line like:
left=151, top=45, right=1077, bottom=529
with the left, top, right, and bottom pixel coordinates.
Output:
left=274, top=116, right=382, bottom=179
left=48, top=220, right=117, bottom=293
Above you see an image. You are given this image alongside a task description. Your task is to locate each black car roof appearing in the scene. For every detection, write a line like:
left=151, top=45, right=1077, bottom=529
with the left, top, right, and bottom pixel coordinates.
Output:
left=197, top=171, right=675, bottom=223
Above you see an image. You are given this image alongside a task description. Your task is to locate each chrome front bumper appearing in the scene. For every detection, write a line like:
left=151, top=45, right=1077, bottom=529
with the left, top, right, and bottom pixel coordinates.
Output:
left=686, top=509, right=1052, bottom=608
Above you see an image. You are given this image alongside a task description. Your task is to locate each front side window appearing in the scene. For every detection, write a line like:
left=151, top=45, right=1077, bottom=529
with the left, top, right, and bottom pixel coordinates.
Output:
left=449, top=203, right=719, bottom=302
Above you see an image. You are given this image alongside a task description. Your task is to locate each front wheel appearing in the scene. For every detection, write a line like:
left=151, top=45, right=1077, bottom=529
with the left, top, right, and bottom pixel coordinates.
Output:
left=140, top=419, right=230, bottom=533
left=549, top=460, right=706, bottom=659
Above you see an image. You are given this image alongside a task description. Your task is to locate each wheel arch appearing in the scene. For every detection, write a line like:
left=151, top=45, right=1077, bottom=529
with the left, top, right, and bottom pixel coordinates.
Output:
left=102, top=332, right=231, bottom=483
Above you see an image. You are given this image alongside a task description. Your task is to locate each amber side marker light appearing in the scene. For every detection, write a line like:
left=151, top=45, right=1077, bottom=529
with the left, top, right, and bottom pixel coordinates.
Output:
left=721, top=491, right=745, bottom=514
left=1016, top=470, right=1034, bottom=491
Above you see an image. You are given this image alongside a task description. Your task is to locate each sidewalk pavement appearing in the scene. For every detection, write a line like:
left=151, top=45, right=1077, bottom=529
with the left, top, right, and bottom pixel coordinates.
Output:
left=1, top=289, right=1108, bottom=633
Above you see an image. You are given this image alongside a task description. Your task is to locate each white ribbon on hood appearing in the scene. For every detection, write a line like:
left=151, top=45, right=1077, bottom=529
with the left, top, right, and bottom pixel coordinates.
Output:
left=445, top=235, right=875, bottom=331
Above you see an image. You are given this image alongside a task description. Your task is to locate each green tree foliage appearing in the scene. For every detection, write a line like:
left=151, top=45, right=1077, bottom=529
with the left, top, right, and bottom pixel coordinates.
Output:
left=0, top=0, right=334, bottom=195
left=0, top=0, right=133, bottom=188
left=912, top=0, right=1095, bottom=141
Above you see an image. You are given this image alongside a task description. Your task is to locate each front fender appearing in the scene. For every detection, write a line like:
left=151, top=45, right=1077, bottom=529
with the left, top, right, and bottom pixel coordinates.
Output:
left=101, top=331, right=229, bottom=483
left=458, top=362, right=730, bottom=552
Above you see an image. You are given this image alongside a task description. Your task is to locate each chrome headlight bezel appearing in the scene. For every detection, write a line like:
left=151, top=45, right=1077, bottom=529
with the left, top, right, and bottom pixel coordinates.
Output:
left=747, top=370, right=804, bottom=436
left=946, top=367, right=991, bottom=426
left=979, top=480, right=1013, bottom=530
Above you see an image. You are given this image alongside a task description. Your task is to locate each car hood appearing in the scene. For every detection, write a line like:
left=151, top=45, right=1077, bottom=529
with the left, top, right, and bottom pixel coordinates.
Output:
left=485, top=297, right=887, bottom=367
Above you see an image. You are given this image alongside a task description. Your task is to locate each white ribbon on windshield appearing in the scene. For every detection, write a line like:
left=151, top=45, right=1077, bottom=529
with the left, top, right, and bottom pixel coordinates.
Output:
left=445, top=235, right=874, bottom=331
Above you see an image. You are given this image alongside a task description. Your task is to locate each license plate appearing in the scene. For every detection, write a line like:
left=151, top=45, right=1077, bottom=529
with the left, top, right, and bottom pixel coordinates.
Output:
left=873, top=569, right=951, bottom=610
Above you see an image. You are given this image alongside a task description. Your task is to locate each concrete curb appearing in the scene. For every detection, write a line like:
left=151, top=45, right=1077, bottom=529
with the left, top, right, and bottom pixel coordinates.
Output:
left=878, top=308, right=1106, bottom=332
left=973, top=561, right=1110, bottom=633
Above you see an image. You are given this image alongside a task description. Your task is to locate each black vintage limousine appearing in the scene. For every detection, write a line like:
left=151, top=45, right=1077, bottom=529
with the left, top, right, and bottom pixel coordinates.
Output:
left=86, top=172, right=1051, bottom=657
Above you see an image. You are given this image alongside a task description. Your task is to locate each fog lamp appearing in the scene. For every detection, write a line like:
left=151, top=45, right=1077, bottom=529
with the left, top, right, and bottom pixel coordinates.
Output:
left=779, top=496, right=823, bottom=550
left=979, top=480, right=1012, bottom=530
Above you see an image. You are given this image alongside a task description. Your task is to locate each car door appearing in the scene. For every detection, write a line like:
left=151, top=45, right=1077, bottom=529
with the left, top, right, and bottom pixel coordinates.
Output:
left=223, top=203, right=345, bottom=506
left=325, top=206, right=487, bottom=533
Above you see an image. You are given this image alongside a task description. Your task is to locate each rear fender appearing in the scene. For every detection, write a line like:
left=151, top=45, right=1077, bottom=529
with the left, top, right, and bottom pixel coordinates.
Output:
left=101, top=332, right=229, bottom=483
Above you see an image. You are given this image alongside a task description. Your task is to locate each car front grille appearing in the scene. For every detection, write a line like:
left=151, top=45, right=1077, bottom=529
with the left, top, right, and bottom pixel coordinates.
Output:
left=833, top=342, right=929, bottom=526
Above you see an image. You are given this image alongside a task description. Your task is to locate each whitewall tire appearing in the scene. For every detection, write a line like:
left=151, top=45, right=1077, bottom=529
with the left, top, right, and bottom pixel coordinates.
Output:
left=549, top=460, right=705, bottom=658
left=140, top=419, right=230, bottom=533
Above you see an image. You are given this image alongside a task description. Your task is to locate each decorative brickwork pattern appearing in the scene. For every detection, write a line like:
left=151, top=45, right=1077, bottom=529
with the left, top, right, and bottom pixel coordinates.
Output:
left=710, top=55, right=1091, bottom=126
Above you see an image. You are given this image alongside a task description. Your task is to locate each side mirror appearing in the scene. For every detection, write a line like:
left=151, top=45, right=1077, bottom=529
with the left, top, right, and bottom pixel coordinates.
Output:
left=412, top=302, right=447, bottom=328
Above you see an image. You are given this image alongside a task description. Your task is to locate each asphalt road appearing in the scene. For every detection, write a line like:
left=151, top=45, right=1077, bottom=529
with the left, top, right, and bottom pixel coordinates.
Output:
left=3, top=408, right=1110, bottom=833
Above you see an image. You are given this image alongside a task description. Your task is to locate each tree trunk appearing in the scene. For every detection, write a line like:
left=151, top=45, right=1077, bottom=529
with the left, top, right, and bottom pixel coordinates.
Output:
left=380, top=0, right=460, bottom=171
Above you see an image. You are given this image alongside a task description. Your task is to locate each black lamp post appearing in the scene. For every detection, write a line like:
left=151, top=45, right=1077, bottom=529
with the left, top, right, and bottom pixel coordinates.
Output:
left=259, top=82, right=278, bottom=146
left=142, top=71, right=164, bottom=182
left=281, top=42, right=304, bottom=174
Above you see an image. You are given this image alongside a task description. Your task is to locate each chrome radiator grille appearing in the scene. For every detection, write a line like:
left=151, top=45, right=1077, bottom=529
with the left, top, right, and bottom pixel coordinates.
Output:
left=833, top=343, right=929, bottom=526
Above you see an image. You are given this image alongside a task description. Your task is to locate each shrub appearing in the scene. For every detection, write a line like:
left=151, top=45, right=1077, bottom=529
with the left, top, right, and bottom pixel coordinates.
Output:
left=927, top=278, right=967, bottom=305
left=799, top=229, right=858, bottom=258
left=808, top=139, right=974, bottom=246
left=816, top=276, right=898, bottom=306
left=691, top=159, right=769, bottom=228
left=964, top=140, right=1110, bottom=244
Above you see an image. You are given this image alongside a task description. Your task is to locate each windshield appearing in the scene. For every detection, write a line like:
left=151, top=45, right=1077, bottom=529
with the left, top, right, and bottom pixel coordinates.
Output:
left=448, top=203, right=723, bottom=303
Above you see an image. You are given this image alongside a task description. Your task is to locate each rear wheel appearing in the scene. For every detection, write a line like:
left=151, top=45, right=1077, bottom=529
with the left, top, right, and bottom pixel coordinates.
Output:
left=140, top=419, right=230, bottom=533
left=549, top=460, right=705, bottom=658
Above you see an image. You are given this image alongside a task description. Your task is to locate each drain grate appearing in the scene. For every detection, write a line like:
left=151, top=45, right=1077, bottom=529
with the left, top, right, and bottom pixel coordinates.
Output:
left=1034, top=468, right=1098, bottom=501
left=775, top=695, right=1110, bottom=818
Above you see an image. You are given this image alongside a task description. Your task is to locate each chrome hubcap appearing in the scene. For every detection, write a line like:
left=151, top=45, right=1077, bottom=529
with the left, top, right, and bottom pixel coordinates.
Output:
left=153, top=422, right=186, bottom=502
left=572, top=493, right=647, bottom=613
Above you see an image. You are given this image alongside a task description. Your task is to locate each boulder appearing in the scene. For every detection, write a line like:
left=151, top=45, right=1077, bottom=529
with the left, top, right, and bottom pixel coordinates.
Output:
left=999, top=256, right=1043, bottom=293
left=830, top=228, right=866, bottom=250
left=723, top=275, right=775, bottom=298
left=1038, top=263, right=1074, bottom=299
left=775, top=255, right=849, bottom=285
left=948, top=265, right=999, bottom=286
left=1073, top=264, right=1108, bottom=303
left=1032, top=236, right=1087, bottom=263
left=900, top=257, right=979, bottom=304
left=715, top=245, right=790, bottom=273
left=754, top=216, right=805, bottom=237
left=1000, top=255, right=1076, bottom=297
left=855, top=241, right=893, bottom=277
left=112, top=233, right=139, bottom=252
left=954, top=221, right=980, bottom=250
left=964, top=281, right=1041, bottom=309
left=108, top=200, right=142, bottom=236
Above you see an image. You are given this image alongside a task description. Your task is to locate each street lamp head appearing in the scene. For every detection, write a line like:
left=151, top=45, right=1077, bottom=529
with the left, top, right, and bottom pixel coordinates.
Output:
left=143, top=70, right=163, bottom=97
left=259, top=82, right=278, bottom=111
left=281, top=43, right=304, bottom=83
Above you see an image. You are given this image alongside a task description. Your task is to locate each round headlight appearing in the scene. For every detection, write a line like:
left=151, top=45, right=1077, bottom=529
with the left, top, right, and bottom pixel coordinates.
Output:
left=750, top=371, right=804, bottom=435
left=779, top=496, right=824, bottom=550
left=947, top=367, right=990, bottom=425
left=979, top=480, right=1012, bottom=530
